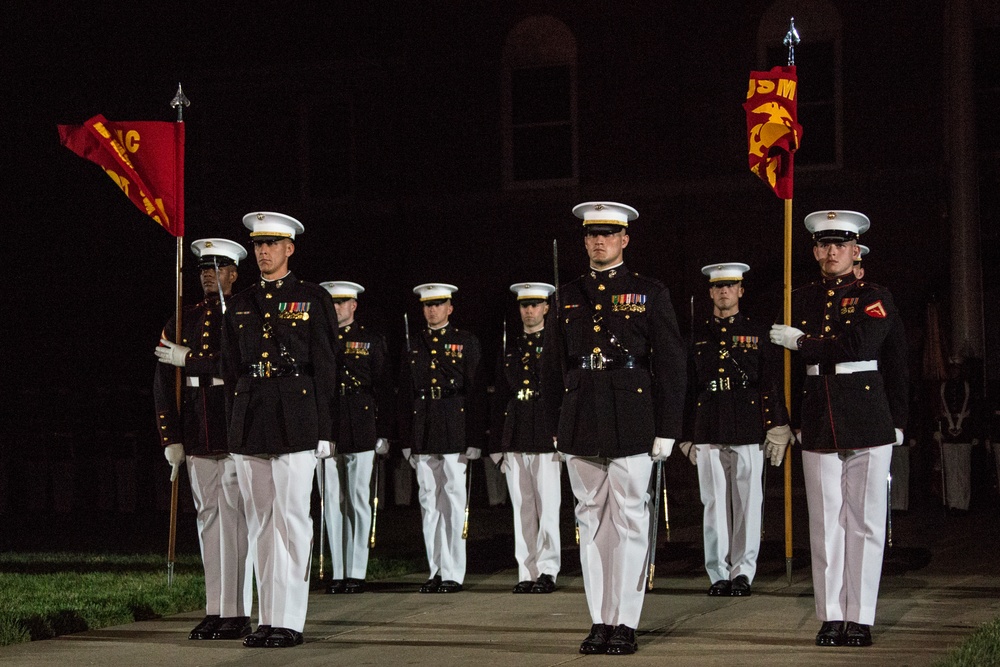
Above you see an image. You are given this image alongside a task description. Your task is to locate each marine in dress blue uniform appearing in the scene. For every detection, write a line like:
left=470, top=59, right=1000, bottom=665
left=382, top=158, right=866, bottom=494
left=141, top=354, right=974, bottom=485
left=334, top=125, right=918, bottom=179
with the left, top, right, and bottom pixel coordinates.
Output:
left=317, top=281, right=392, bottom=594
left=399, top=283, right=483, bottom=593
left=679, top=263, right=790, bottom=597
left=154, top=238, right=253, bottom=641
left=540, top=202, right=687, bottom=655
left=490, top=282, right=561, bottom=594
left=220, top=212, right=339, bottom=648
left=770, top=210, right=908, bottom=648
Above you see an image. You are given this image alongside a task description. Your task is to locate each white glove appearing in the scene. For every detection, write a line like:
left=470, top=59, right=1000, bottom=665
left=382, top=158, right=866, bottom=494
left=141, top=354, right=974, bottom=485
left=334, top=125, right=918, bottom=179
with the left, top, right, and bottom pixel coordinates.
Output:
left=764, top=424, right=793, bottom=466
left=164, top=443, right=185, bottom=482
left=374, top=437, right=389, bottom=455
left=678, top=441, right=697, bottom=465
left=315, top=440, right=333, bottom=459
left=650, top=437, right=675, bottom=461
left=465, top=447, right=482, bottom=460
left=933, top=431, right=943, bottom=444
left=769, top=324, right=805, bottom=350
left=489, top=452, right=504, bottom=466
left=402, top=447, right=417, bottom=469
left=893, top=428, right=904, bottom=447
left=155, top=338, right=190, bottom=367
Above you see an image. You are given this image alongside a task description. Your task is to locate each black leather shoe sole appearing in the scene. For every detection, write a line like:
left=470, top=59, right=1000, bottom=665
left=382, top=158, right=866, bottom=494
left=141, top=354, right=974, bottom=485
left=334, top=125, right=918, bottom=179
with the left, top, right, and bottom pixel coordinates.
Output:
left=512, top=580, right=534, bottom=594
left=730, top=575, right=752, bottom=596
left=344, top=578, right=367, bottom=594
left=579, top=624, right=611, bottom=655
left=531, top=574, right=556, bottom=593
left=816, top=621, right=845, bottom=647
left=708, top=580, right=732, bottom=596
left=437, top=580, right=463, bottom=593
left=264, top=627, right=303, bottom=648
left=605, top=625, right=638, bottom=655
left=210, top=617, right=251, bottom=640
left=419, top=576, right=442, bottom=593
left=243, top=625, right=272, bottom=648
left=844, top=622, right=873, bottom=647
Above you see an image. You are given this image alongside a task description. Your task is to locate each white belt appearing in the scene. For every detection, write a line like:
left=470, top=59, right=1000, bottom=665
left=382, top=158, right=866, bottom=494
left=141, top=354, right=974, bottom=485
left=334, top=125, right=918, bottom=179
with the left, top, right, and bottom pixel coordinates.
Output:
left=806, top=360, right=878, bottom=376
left=186, top=376, right=225, bottom=387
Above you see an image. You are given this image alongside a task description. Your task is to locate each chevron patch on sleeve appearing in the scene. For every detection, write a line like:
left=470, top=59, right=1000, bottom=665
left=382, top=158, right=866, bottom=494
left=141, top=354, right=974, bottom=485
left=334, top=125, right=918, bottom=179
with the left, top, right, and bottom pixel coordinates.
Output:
left=864, top=301, right=887, bottom=318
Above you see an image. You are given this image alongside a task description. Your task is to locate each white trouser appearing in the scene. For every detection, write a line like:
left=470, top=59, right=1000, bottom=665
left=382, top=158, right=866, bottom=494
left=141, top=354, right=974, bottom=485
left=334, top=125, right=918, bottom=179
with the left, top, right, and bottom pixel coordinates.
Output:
left=889, top=446, right=910, bottom=511
left=802, top=445, right=892, bottom=626
left=188, top=456, right=253, bottom=617
left=941, top=443, right=973, bottom=510
left=233, top=451, right=315, bottom=632
left=503, top=452, right=562, bottom=582
left=566, top=453, right=652, bottom=629
left=695, top=443, right=764, bottom=584
left=317, top=451, right=374, bottom=580
left=414, top=453, right=468, bottom=583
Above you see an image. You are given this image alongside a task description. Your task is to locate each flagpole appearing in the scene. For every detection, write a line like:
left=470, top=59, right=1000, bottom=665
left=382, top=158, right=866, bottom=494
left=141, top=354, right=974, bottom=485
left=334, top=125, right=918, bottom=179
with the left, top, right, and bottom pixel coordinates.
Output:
left=782, top=18, right=800, bottom=585
left=167, top=83, right=190, bottom=587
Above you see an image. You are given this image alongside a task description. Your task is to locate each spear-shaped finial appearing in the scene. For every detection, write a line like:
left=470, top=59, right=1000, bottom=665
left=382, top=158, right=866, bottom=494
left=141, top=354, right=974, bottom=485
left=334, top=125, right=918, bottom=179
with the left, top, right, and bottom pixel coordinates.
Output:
left=784, top=18, right=801, bottom=66
left=170, top=83, right=191, bottom=122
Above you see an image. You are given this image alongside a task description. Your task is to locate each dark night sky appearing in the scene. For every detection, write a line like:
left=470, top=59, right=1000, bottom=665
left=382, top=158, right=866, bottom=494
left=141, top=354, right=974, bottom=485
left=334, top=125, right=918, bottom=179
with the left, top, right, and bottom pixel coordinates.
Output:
left=6, top=5, right=382, bottom=389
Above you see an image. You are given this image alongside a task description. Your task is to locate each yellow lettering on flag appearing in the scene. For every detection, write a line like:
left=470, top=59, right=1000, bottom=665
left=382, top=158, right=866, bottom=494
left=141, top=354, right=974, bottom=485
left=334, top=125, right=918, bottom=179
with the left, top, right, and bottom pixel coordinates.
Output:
left=776, top=78, right=797, bottom=100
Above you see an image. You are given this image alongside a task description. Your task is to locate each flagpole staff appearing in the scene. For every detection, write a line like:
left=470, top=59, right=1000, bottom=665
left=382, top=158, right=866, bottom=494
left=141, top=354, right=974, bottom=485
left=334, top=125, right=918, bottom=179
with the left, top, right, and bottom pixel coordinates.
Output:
left=166, top=83, right=190, bottom=587
left=782, top=19, right=799, bottom=584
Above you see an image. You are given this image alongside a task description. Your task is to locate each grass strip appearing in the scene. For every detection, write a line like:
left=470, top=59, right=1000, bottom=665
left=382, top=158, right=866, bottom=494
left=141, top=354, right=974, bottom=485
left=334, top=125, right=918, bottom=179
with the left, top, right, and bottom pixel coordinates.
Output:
left=934, top=618, right=1000, bottom=666
left=0, top=551, right=422, bottom=647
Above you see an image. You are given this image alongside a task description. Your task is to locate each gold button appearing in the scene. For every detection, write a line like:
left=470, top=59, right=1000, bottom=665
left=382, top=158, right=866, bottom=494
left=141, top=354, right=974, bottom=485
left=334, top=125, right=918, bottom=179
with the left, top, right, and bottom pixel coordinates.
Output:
left=202, top=344, right=209, bottom=350
left=203, top=331, right=210, bottom=337
left=865, top=385, right=870, bottom=390
left=598, top=284, right=605, bottom=291
left=524, top=365, right=529, bottom=371
left=721, top=327, right=727, bottom=333
left=522, top=379, right=530, bottom=385
left=593, top=347, right=601, bottom=354
left=595, top=304, right=602, bottom=310
left=719, top=368, right=725, bottom=373
left=433, top=337, right=439, bottom=342
left=594, top=325, right=601, bottom=332
left=827, top=290, right=835, bottom=297
left=266, top=293, right=273, bottom=299
left=338, top=334, right=344, bottom=340
left=826, top=302, right=833, bottom=308
left=262, top=352, right=269, bottom=358
left=824, top=326, right=831, bottom=332
left=825, top=315, right=830, bottom=320
left=265, top=313, right=271, bottom=318
left=431, top=350, right=437, bottom=354
left=625, top=315, right=630, bottom=319
left=637, top=388, right=643, bottom=393
left=431, top=378, right=438, bottom=384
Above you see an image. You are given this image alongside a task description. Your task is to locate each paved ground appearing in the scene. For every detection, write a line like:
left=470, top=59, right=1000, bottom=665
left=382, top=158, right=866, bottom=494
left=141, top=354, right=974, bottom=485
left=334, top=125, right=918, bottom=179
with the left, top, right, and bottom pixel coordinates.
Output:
left=2, top=466, right=998, bottom=666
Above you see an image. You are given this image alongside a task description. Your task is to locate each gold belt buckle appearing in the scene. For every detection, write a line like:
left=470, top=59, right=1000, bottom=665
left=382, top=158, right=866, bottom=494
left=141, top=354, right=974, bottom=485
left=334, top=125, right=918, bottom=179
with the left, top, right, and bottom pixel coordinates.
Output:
left=430, top=386, right=442, bottom=399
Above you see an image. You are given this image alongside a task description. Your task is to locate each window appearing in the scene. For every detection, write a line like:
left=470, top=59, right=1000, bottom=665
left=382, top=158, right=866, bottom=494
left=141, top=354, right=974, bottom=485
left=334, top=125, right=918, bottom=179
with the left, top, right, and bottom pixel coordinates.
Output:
left=503, top=16, right=578, bottom=187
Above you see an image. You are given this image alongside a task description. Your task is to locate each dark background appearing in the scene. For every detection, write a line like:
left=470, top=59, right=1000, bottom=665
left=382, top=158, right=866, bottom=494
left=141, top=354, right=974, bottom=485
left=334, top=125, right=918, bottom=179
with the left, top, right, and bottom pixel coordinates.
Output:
left=2, top=2, right=998, bottom=535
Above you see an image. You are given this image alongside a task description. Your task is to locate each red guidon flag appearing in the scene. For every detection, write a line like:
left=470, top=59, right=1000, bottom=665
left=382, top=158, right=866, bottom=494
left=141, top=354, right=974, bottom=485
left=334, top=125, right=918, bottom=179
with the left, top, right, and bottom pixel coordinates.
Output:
left=744, top=66, right=802, bottom=199
left=58, top=114, right=185, bottom=237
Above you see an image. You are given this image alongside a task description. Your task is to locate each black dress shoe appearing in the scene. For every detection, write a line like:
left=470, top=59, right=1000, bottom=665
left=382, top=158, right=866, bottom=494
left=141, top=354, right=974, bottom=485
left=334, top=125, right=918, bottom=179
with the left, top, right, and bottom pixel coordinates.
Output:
left=437, top=580, right=463, bottom=593
left=210, top=616, right=251, bottom=640
left=344, top=578, right=367, bottom=594
left=513, top=580, right=534, bottom=594
left=579, top=623, right=612, bottom=654
left=531, top=573, right=556, bottom=594
left=844, top=622, right=873, bottom=647
left=264, top=627, right=304, bottom=648
left=188, top=615, right=221, bottom=640
left=326, top=579, right=346, bottom=594
left=419, top=575, right=441, bottom=593
left=730, top=575, right=752, bottom=596
left=815, top=620, right=845, bottom=647
left=708, top=580, right=732, bottom=596
left=242, top=624, right=272, bottom=648
left=605, top=624, right=638, bottom=655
